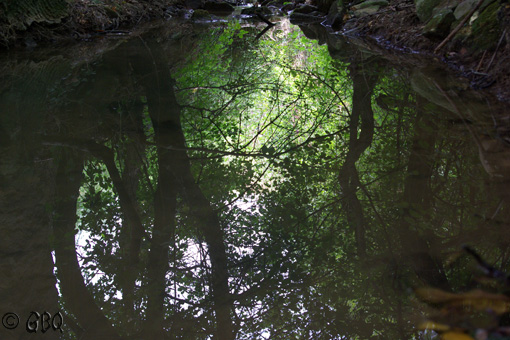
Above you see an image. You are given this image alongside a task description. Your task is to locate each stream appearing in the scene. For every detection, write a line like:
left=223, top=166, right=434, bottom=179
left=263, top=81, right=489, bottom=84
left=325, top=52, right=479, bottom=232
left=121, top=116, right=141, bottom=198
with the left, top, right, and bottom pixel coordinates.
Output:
left=1, top=17, right=510, bottom=340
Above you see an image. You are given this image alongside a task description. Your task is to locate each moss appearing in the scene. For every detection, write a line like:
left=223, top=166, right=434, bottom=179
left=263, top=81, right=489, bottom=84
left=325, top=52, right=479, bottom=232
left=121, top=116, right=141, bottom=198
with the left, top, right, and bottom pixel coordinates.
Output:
left=353, top=0, right=388, bottom=9
left=423, top=8, right=455, bottom=38
left=470, top=1, right=501, bottom=51
left=415, top=0, right=442, bottom=22
left=192, top=9, right=211, bottom=19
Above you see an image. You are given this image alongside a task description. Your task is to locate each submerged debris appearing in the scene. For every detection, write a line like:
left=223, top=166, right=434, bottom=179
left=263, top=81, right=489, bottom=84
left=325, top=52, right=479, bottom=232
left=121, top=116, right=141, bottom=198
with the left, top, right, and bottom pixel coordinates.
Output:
left=416, top=246, right=510, bottom=340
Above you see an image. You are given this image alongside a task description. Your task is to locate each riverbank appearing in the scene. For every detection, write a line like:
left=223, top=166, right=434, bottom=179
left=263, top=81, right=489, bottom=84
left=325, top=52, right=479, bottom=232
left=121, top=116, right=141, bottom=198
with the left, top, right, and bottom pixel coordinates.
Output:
left=284, top=0, right=510, bottom=100
left=332, top=0, right=510, bottom=101
left=1, top=0, right=509, bottom=100
left=0, top=0, right=183, bottom=46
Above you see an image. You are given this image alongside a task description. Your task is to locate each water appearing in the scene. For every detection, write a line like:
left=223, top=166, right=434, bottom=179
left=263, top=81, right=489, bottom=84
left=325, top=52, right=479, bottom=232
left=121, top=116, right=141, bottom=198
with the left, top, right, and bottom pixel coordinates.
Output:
left=1, top=17, right=509, bottom=340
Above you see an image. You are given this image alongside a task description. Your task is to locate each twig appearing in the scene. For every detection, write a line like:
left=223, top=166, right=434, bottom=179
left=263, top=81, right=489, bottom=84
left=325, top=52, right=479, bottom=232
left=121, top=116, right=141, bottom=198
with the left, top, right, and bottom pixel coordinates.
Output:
left=485, top=28, right=507, bottom=72
left=476, top=50, right=486, bottom=72
left=434, top=0, right=485, bottom=54
left=471, top=71, right=489, bottom=76
left=463, top=245, right=508, bottom=281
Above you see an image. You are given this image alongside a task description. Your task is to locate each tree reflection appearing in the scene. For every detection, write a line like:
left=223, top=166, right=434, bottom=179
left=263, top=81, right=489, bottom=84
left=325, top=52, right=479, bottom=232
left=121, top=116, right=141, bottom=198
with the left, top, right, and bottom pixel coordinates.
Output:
left=1, top=19, right=509, bottom=340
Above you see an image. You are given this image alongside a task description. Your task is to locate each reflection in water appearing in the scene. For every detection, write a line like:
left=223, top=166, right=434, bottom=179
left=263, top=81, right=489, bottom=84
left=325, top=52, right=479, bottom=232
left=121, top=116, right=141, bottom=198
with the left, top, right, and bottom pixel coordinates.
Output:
left=1, top=19, right=510, bottom=340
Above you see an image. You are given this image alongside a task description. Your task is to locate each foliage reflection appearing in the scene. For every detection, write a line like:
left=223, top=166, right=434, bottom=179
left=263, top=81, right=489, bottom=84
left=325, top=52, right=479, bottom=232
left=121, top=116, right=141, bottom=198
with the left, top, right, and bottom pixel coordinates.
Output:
left=1, top=19, right=509, bottom=340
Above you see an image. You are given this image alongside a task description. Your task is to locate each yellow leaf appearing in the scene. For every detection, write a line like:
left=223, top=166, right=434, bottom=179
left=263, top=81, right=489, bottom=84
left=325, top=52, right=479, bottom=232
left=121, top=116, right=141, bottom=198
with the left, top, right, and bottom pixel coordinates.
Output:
left=418, top=320, right=450, bottom=332
left=441, top=331, right=475, bottom=340
left=416, top=288, right=510, bottom=314
left=474, top=276, right=500, bottom=288
left=415, top=287, right=458, bottom=304
left=449, top=290, right=510, bottom=314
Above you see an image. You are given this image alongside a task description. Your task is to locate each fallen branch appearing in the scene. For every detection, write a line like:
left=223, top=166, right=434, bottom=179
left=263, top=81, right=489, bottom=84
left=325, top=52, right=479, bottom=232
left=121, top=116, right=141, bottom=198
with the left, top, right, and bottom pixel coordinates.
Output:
left=434, top=0, right=485, bottom=54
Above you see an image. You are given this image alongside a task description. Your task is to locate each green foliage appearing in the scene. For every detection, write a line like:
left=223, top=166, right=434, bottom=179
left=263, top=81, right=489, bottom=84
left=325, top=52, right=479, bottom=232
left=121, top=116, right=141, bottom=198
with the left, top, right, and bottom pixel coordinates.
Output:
left=59, top=17, right=503, bottom=340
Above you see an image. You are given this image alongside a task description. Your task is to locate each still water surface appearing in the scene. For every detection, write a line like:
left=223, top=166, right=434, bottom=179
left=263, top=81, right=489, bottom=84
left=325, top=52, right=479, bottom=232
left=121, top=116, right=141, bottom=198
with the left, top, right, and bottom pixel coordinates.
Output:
left=1, top=17, right=510, bottom=340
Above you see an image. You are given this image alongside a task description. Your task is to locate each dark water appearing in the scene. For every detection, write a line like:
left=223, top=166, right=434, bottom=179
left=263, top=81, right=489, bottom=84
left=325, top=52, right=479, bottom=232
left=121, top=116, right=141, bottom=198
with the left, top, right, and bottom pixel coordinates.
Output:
left=1, top=17, right=510, bottom=340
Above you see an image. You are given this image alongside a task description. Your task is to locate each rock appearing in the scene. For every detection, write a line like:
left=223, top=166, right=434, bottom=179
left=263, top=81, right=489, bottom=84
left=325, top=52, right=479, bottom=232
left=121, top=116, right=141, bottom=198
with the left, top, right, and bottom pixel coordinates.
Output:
left=410, top=67, right=484, bottom=117
left=415, top=0, right=442, bottom=22
left=430, top=0, right=462, bottom=15
left=453, top=0, right=477, bottom=19
left=186, top=0, right=203, bottom=9
left=202, top=0, right=235, bottom=14
left=289, top=11, right=325, bottom=23
left=327, top=37, right=353, bottom=59
left=299, top=24, right=330, bottom=44
left=353, top=6, right=380, bottom=16
left=265, top=0, right=286, bottom=7
left=352, top=0, right=388, bottom=9
left=470, top=1, right=501, bottom=50
left=315, top=0, right=336, bottom=12
left=500, top=1, right=510, bottom=51
left=191, top=9, right=212, bottom=19
left=423, top=8, right=455, bottom=38
left=293, top=4, right=320, bottom=14
left=449, top=20, right=472, bottom=44
left=300, top=25, right=320, bottom=40
left=350, top=0, right=388, bottom=17
left=165, top=5, right=190, bottom=18
left=241, top=6, right=273, bottom=15
left=281, top=3, right=296, bottom=11
left=325, top=0, right=345, bottom=29
left=453, top=0, right=495, bottom=19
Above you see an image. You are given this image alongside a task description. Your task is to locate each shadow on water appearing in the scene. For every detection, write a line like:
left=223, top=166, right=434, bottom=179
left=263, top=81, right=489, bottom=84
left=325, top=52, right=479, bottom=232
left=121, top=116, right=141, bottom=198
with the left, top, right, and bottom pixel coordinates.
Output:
left=1, top=18, right=510, bottom=340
